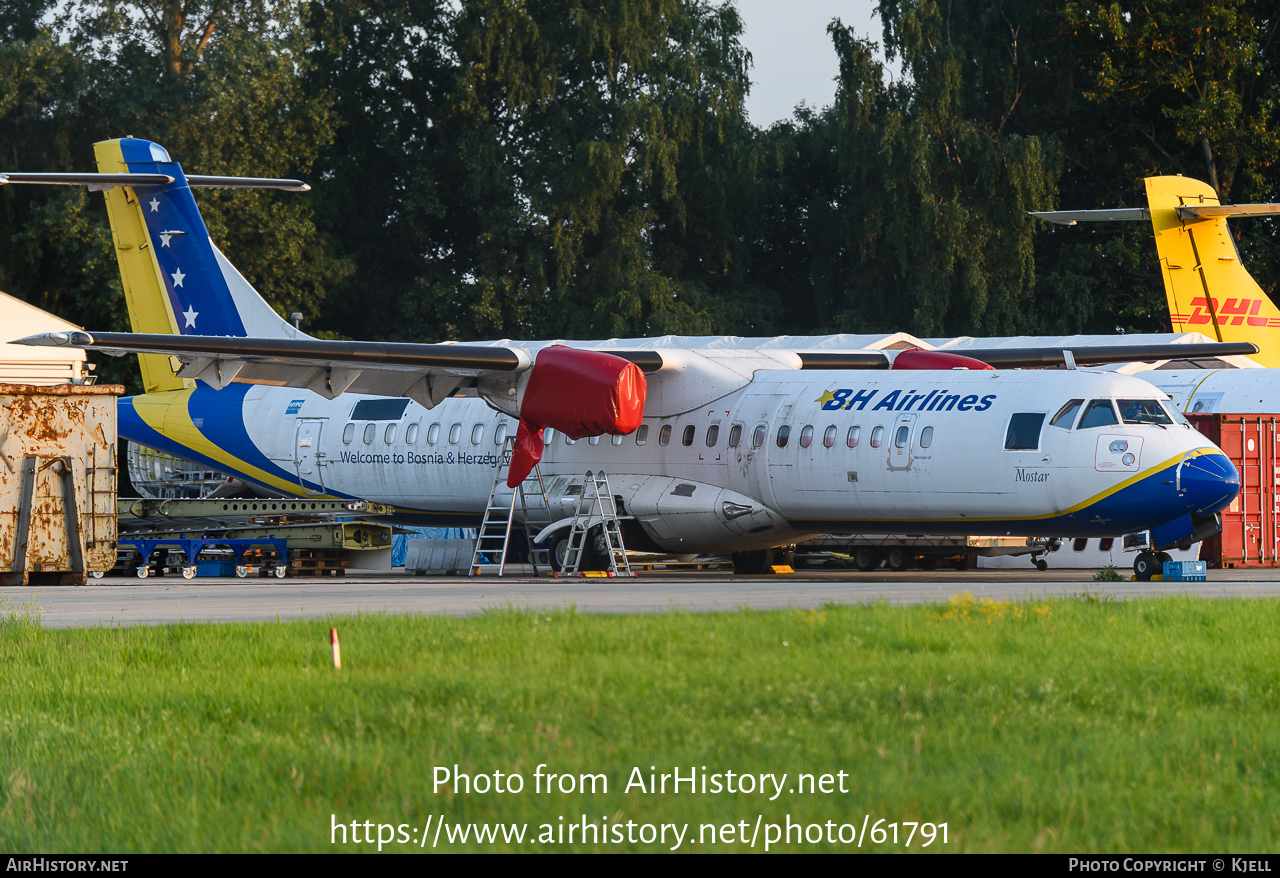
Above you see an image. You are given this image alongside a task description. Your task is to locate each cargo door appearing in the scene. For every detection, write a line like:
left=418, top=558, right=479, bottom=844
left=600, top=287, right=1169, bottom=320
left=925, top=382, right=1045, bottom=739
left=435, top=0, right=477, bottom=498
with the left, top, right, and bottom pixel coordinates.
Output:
left=294, top=419, right=326, bottom=494
left=727, top=393, right=786, bottom=510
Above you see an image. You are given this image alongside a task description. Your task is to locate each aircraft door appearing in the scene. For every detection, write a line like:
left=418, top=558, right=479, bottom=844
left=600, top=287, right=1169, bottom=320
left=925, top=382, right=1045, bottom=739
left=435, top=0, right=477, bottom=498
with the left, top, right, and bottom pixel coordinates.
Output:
left=888, top=414, right=917, bottom=471
left=727, top=393, right=786, bottom=510
left=294, top=419, right=326, bottom=494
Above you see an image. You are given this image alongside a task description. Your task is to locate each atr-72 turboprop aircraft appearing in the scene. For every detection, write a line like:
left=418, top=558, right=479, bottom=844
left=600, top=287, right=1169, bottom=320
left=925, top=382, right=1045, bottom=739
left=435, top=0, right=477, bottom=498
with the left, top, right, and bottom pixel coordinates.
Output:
left=6, top=139, right=1248, bottom=572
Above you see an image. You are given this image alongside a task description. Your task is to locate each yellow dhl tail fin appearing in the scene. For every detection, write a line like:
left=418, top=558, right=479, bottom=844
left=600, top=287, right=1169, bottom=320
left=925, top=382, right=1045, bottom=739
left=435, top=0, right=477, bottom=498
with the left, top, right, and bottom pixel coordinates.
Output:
left=1144, top=176, right=1280, bottom=368
left=94, top=139, right=191, bottom=393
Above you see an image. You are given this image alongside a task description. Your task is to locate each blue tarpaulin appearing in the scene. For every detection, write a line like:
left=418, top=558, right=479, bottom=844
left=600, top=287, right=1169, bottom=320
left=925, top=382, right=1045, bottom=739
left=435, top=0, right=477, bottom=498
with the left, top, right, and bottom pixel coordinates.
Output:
left=392, top=528, right=473, bottom=566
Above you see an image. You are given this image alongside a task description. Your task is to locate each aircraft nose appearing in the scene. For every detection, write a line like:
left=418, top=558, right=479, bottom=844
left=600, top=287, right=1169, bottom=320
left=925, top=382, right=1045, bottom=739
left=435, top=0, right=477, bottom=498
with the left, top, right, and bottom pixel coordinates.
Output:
left=1178, top=452, right=1240, bottom=516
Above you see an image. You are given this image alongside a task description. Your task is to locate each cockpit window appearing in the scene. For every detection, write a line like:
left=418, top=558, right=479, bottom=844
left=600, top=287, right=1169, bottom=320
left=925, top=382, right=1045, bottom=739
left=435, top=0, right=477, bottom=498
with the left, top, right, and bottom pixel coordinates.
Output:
left=1050, top=399, right=1084, bottom=429
left=1078, top=399, right=1118, bottom=429
left=1118, top=399, right=1174, bottom=426
left=1005, top=413, right=1046, bottom=450
left=1160, top=400, right=1190, bottom=426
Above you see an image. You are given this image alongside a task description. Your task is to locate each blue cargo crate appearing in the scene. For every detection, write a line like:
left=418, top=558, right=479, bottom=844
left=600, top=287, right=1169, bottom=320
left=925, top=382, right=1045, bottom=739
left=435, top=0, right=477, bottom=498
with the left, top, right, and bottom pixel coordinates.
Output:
left=196, top=559, right=240, bottom=577
left=1163, top=560, right=1207, bottom=582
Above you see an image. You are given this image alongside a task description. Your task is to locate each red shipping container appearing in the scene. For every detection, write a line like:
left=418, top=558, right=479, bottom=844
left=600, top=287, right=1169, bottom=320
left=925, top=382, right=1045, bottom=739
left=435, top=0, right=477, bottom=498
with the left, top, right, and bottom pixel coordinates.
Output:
left=1186, top=413, right=1280, bottom=567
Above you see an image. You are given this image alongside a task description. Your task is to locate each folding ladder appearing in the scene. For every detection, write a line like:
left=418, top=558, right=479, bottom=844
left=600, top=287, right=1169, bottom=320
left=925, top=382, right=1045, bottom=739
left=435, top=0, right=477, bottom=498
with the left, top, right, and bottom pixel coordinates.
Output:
left=469, top=435, right=554, bottom=577
left=563, top=470, right=635, bottom=577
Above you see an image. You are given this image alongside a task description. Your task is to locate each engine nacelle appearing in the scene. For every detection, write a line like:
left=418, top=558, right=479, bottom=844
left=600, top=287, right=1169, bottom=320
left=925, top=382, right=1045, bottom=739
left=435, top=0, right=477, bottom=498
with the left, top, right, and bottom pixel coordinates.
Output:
left=508, top=346, right=646, bottom=486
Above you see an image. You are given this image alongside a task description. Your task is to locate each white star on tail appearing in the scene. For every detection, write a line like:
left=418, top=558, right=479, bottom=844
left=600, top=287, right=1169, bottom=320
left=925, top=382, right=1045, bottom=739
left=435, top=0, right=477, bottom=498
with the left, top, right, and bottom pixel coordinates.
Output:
left=183, top=305, right=198, bottom=328
left=159, top=232, right=173, bottom=247
left=148, top=197, right=160, bottom=212
left=171, top=268, right=185, bottom=287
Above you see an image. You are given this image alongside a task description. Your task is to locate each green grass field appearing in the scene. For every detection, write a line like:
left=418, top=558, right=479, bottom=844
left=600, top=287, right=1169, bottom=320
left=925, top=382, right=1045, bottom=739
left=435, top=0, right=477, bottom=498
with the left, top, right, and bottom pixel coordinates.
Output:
left=2, top=592, right=1278, bottom=853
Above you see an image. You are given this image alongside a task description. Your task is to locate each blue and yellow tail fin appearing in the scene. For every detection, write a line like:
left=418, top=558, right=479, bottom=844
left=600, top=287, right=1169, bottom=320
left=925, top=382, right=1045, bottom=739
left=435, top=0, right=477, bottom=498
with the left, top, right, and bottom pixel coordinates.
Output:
left=93, top=137, right=308, bottom=391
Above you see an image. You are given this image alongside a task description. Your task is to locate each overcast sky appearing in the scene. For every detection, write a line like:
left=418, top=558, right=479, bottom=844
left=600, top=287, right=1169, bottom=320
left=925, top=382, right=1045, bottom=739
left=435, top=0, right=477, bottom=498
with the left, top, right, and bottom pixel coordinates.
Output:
left=734, top=0, right=892, bottom=127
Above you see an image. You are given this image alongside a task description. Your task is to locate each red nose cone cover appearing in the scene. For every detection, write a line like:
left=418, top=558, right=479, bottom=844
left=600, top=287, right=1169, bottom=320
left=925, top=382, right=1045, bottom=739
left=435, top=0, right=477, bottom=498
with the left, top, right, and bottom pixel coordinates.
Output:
left=507, top=346, right=647, bottom=487
left=891, top=348, right=995, bottom=371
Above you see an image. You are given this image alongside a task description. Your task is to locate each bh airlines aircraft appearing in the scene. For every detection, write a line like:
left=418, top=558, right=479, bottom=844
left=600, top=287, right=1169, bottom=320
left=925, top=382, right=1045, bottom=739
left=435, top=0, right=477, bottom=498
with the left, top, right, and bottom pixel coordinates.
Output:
left=1034, top=176, right=1280, bottom=414
left=6, top=140, right=1248, bottom=570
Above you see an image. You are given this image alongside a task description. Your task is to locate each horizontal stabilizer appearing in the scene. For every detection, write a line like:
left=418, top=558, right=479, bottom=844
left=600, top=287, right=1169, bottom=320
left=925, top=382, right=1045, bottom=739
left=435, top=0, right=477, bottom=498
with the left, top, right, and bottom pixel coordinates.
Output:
left=1177, top=203, right=1280, bottom=220
left=186, top=175, right=311, bottom=191
left=0, top=172, right=174, bottom=189
left=956, top=342, right=1258, bottom=368
left=1029, top=208, right=1149, bottom=225
left=0, top=171, right=307, bottom=191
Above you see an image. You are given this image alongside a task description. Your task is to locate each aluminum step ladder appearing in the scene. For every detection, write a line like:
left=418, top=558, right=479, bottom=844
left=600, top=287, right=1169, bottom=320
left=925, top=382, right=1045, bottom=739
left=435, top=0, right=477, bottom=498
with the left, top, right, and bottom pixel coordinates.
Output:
left=469, top=435, right=554, bottom=577
left=563, top=470, right=635, bottom=577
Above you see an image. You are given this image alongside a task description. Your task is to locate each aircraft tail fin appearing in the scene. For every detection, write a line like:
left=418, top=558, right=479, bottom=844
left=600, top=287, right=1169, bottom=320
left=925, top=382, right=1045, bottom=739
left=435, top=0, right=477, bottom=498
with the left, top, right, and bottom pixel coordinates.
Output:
left=1031, top=177, right=1280, bottom=369
left=91, top=138, right=310, bottom=392
left=1143, top=176, right=1280, bottom=367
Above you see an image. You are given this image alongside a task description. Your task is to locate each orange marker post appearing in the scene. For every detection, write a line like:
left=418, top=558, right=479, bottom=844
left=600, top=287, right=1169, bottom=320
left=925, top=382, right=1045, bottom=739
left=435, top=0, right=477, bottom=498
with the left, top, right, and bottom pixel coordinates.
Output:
left=330, top=627, right=341, bottom=669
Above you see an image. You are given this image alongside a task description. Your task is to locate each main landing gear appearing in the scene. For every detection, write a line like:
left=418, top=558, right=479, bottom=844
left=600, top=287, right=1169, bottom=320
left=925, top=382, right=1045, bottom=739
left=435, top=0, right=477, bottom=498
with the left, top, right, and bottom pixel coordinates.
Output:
left=1133, top=551, right=1172, bottom=581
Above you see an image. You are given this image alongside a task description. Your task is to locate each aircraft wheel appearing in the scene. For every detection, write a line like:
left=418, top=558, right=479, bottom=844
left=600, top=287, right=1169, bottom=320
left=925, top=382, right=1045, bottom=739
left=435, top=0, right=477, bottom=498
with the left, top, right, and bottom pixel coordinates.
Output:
left=182, top=566, right=197, bottom=580
left=917, top=556, right=939, bottom=571
left=852, top=547, right=878, bottom=571
left=235, top=566, right=250, bottom=578
left=90, top=571, right=105, bottom=580
left=1035, top=558, right=1049, bottom=572
left=135, top=566, right=149, bottom=579
left=885, top=548, right=910, bottom=572
left=274, top=565, right=288, bottom=579
left=951, top=555, right=971, bottom=571
left=1133, top=551, right=1158, bottom=581
left=732, top=549, right=769, bottom=575
left=547, top=533, right=573, bottom=573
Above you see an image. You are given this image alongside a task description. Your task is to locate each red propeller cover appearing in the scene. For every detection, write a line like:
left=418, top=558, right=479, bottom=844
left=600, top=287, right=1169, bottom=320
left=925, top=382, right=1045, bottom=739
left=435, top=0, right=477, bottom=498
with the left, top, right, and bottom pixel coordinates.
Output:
left=891, top=348, right=995, bottom=371
left=508, top=346, right=646, bottom=486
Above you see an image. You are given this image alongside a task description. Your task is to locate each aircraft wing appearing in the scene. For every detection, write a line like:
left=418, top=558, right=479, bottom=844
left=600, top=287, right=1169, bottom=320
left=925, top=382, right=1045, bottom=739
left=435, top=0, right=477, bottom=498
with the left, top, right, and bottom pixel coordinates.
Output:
left=15, top=330, right=535, bottom=406
left=15, top=330, right=1257, bottom=381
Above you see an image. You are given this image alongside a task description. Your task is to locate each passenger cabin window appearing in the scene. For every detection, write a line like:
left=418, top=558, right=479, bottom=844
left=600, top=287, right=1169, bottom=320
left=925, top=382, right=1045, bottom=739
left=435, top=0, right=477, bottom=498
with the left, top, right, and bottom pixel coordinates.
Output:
left=494, top=423, right=508, bottom=445
left=1099, top=538, right=1114, bottom=551
left=1073, top=538, right=1088, bottom=552
left=682, top=425, right=695, bottom=446
left=752, top=425, right=766, bottom=448
left=385, top=423, right=397, bottom=444
left=363, top=424, right=376, bottom=444
left=776, top=425, right=791, bottom=448
left=564, top=434, right=576, bottom=445
left=659, top=425, right=672, bottom=446
left=799, top=425, right=814, bottom=448
left=544, top=428, right=555, bottom=443
left=471, top=424, right=484, bottom=445
left=427, top=423, right=440, bottom=445
left=1051, top=399, right=1084, bottom=429
left=635, top=425, right=648, bottom=446
left=1005, top=413, right=1046, bottom=450
left=894, top=426, right=909, bottom=448
left=588, top=435, right=600, bottom=445
left=706, top=425, right=719, bottom=447
left=728, top=424, right=742, bottom=448
left=869, top=426, right=884, bottom=448
left=448, top=423, right=462, bottom=444
left=611, top=434, right=623, bottom=446
left=847, top=426, right=860, bottom=448
left=1078, top=400, right=1118, bottom=429
left=342, top=423, right=355, bottom=444
left=919, top=426, right=934, bottom=448
left=823, top=425, right=836, bottom=448
left=1118, top=399, right=1174, bottom=426
left=406, top=423, right=419, bottom=445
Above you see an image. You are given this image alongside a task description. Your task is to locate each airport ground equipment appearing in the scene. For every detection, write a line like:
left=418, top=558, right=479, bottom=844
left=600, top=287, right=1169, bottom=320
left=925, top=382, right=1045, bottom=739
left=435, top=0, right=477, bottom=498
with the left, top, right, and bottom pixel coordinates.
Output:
left=0, top=382, right=122, bottom=585
left=561, top=471, right=634, bottom=578
left=799, top=534, right=1058, bottom=571
left=470, top=436, right=554, bottom=577
left=114, top=496, right=395, bottom=577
